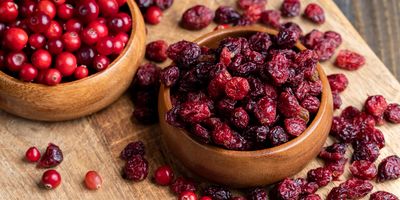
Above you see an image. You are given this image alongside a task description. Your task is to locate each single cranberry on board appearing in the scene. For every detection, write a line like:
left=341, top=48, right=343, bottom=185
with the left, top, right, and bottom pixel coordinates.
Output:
left=170, top=177, right=196, bottom=195
left=38, top=143, right=63, bottom=168
left=303, top=3, right=325, bottom=24
left=85, top=171, right=102, bottom=190
left=181, top=5, right=214, bottom=30
left=281, top=0, right=301, bottom=17
left=377, top=155, right=400, bottom=182
left=41, top=169, right=61, bottom=190
left=335, top=50, right=366, bottom=70
left=154, top=165, right=174, bottom=186
left=179, top=191, right=197, bottom=200
left=123, top=155, right=149, bottom=181
left=385, top=103, right=400, bottom=123
left=145, top=6, right=163, bottom=25
left=25, top=146, right=41, bottom=162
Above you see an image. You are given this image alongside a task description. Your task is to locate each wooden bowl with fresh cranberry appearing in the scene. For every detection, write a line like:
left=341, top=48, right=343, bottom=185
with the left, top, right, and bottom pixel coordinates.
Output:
left=0, top=1, right=146, bottom=121
left=158, top=26, right=333, bottom=188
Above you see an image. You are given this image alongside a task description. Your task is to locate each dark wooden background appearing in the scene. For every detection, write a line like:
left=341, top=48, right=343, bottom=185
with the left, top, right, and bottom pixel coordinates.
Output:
left=334, top=0, right=400, bottom=80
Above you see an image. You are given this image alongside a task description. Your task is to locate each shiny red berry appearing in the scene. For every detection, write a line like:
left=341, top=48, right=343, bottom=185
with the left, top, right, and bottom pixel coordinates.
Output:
left=28, top=12, right=52, bottom=33
left=179, top=191, right=197, bottom=200
left=19, top=63, right=39, bottom=82
left=85, top=171, right=102, bottom=190
left=115, top=32, right=129, bottom=45
left=145, top=6, right=162, bottom=25
left=45, top=20, right=63, bottom=39
left=41, top=169, right=61, bottom=189
left=88, top=21, right=109, bottom=38
left=61, top=31, right=81, bottom=52
left=74, top=65, right=89, bottom=80
left=57, top=3, right=74, bottom=20
left=29, top=33, right=47, bottom=49
left=154, top=165, right=174, bottom=186
left=64, top=18, right=83, bottom=32
left=3, top=28, right=29, bottom=51
left=96, top=37, right=114, bottom=56
left=81, top=27, right=100, bottom=45
left=19, top=1, right=36, bottom=17
left=37, top=0, right=57, bottom=19
left=75, top=0, right=100, bottom=23
left=112, top=37, right=124, bottom=54
left=0, top=2, right=18, bottom=23
left=6, top=51, right=27, bottom=72
left=55, top=52, right=77, bottom=76
left=98, top=0, right=119, bottom=17
left=93, top=55, right=110, bottom=71
left=32, top=49, right=52, bottom=70
left=44, top=69, right=62, bottom=86
left=25, top=146, right=41, bottom=162
left=46, top=39, right=64, bottom=55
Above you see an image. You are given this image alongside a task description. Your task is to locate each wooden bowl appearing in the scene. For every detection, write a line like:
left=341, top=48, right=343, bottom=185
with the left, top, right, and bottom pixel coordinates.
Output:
left=158, top=26, right=333, bottom=188
left=0, top=1, right=146, bottom=121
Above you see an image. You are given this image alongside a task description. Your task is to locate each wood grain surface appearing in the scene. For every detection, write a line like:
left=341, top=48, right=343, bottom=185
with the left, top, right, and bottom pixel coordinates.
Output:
left=334, top=0, right=400, bottom=80
left=0, top=0, right=399, bottom=199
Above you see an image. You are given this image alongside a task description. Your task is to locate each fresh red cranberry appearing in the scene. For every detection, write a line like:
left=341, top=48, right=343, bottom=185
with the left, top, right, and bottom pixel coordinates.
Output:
left=145, top=40, right=168, bottom=62
left=200, top=197, right=212, bottom=200
left=57, top=3, right=74, bottom=20
left=81, top=27, right=100, bottom=45
left=25, top=146, right=41, bottom=162
left=108, top=12, right=132, bottom=32
left=115, top=32, right=129, bottom=45
left=44, top=20, right=62, bottom=39
left=260, top=10, right=281, bottom=29
left=281, top=0, right=300, bottom=17
left=64, top=18, right=83, bottom=32
left=93, top=54, right=110, bottom=71
left=350, top=160, right=377, bottom=180
left=76, top=46, right=96, bottom=66
left=385, top=103, right=400, bottom=123
left=28, top=12, right=51, bottom=33
left=144, top=6, right=162, bottom=25
left=6, top=51, right=27, bottom=72
left=237, top=0, right=266, bottom=10
left=98, top=0, right=119, bottom=17
left=85, top=171, right=102, bottom=190
left=214, top=6, right=240, bottom=24
left=154, top=165, right=174, bottom=186
left=370, top=191, right=399, bottom=200
left=203, top=185, right=232, bottom=200
left=31, top=49, right=52, bottom=70
left=75, top=0, right=100, bottom=23
left=303, top=3, right=325, bottom=24
left=88, top=21, right=109, bottom=38
left=38, top=143, right=63, bottom=168
left=377, top=155, right=400, bottom=182
left=0, top=1, right=18, bottom=23
left=3, top=28, right=28, bottom=51
left=61, top=32, right=81, bottom=52
left=116, top=0, right=127, bottom=7
left=179, top=191, right=197, bottom=200
left=335, top=50, right=366, bottom=70
left=19, top=1, right=36, bottom=18
left=41, top=169, right=61, bottom=189
left=52, top=0, right=66, bottom=5
left=364, top=95, right=388, bottom=117
left=46, top=39, right=64, bottom=55
left=181, top=5, right=214, bottom=30
left=96, top=36, right=114, bottom=56
left=55, top=52, right=77, bottom=76
left=29, top=33, right=47, bottom=49
left=120, top=141, right=145, bottom=160
left=112, top=37, right=124, bottom=54
left=74, top=65, right=89, bottom=80
left=37, top=0, right=56, bottom=19
left=123, top=155, right=149, bottom=181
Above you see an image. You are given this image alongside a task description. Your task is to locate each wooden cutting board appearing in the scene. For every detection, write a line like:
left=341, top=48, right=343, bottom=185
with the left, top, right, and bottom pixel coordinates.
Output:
left=0, top=0, right=399, bottom=199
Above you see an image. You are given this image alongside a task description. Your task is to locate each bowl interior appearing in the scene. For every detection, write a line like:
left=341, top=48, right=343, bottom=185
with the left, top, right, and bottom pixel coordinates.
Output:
left=163, top=25, right=331, bottom=157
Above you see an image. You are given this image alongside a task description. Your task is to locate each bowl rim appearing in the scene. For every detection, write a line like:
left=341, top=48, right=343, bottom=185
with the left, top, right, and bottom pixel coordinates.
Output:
left=0, top=0, right=140, bottom=88
left=160, top=25, right=332, bottom=157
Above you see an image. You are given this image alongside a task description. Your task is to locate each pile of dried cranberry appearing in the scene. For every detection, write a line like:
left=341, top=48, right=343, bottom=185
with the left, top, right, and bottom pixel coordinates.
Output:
left=0, top=0, right=132, bottom=86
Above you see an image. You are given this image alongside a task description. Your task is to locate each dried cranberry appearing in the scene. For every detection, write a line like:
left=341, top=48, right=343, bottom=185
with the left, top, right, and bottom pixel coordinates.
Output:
left=319, top=143, right=347, bottom=161
left=211, top=123, right=238, bottom=149
left=277, top=26, right=300, bottom=48
left=246, top=187, right=268, bottom=200
left=208, top=69, right=232, bottom=99
left=191, top=124, right=211, bottom=144
left=160, top=65, right=180, bottom=87
left=335, top=50, right=366, bottom=70
left=243, top=126, right=269, bottom=145
left=324, top=31, right=342, bottom=47
left=248, top=32, right=272, bottom=55
left=230, top=107, right=249, bottom=129
left=302, top=29, right=324, bottom=49
left=181, top=5, right=214, bottom=30
left=167, top=40, right=201, bottom=66
left=266, top=51, right=290, bottom=84
left=377, top=155, right=400, bottom=182
left=358, top=126, right=385, bottom=149
left=214, top=6, right=240, bottom=24
left=385, top=103, right=400, bottom=123
left=38, top=143, right=63, bottom=168
left=178, top=101, right=211, bottom=124
left=303, top=3, right=325, bottom=24
left=327, top=186, right=348, bottom=200
left=284, top=118, right=306, bottom=137
left=237, top=0, right=266, bottom=10
left=341, top=178, right=374, bottom=199
left=146, top=40, right=168, bottom=62
left=325, top=158, right=348, bottom=179
left=364, top=95, right=388, bottom=117
left=133, top=107, right=158, bottom=124
left=170, top=177, right=196, bottom=195
left=281, top=0, right=300, bottom=17
left=260, top=10, right=281, bottom=29
left=268, top=126, right=289, bottom=147
left=370, top=191, right=399, bottom=200
left=350, top=160, right=377, bottom=180
left=332, top=92, right=342, bottom=110
left=314, top=39, right=337, bottom=61
left=242, top=5, right=263, bottom=23
left=278, top=91, right=303, bottom=118
left=135, top=63, right=161, bottom=88
left=202, top=185, right=232, bottom=200
left=254, top=97, right=277, bottom=126
left=273, top=178, right=301, bottom=200
left=301, top=96, right=320, bottom=114
left=123, top=155, right=149, bottom=181
left=327, top=73, right=348, bottom=92
left=300, top=194, right=321, bottom=200
left=224, top=77, right=250, bottom=100
left=307, top=167, right=332, bottom=187
left=352, top=141, right=380, bottom=162
left=120, top=141, right=145, bottom=160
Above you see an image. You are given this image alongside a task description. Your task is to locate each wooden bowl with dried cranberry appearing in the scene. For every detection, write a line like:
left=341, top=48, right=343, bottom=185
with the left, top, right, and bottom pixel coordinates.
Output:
left=0, top=0, right=146, bottom=121
left=158, top=26, right=333, bottom=187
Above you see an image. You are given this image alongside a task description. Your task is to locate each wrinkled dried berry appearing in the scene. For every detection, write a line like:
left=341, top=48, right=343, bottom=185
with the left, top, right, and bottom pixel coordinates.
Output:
left=179, top=101, right=211, bottom=124
left=225, top=77, right=250, bottom=100
left=170, top=177, right=196, bottom=195
left=268, top=126, right=289, bottom=147
left=38, top=143, right=63, bottom=168
left=260, top=10, right=281, bottom=29
left=123, top=155, right=149, bottom=181
left=167, top=40, right=202, bottom=67
left=281, top=0, right=301, bottom=17
left=301, top=96, right=320, bottom=114
left=335, top=50, right=366, bottom=70
left=370, top=191, right=399, bottom=200
left=377, top=155, right=400, bottom=182
left=243, top=126, right=269, bottom=145
left=303, top=3, right=325, bottom=24
left=214, top=6, right=241, bottom=24
left=277, top=26, right=300, bottom=48
left=300, top=194, right=321, bottom=200
left=325, top=158, right=348, bottom=179
left=273, top=178, right=301, bottom=200
left=332, top=92, right=342, bottom=110
left=324, top=31, right=342, bottom=47
left=191, top=124, right=211, bottom=144
left=284, top=118, right=306, bottom=137
left=160, top=65, right=180, bottom=87
left=364, top=95, right=388, bottom=117
left=120, top=141, right=145, bottom=160
left=353, top=141, right=380, bottom=162
left=254, top=97, right=277, bottom=126
left=146, top=40, right=168, bottom=62
left=350, top=160, right=377, bottom=180
left=341, top=178, right=373, bottom=199
left=249, top=32, right=272, bottom=55
left=327, top=186, right=348, bottom=200
left=319, top=143, right=347, bottom=161
left=181, top=5, right=214, bottom=30
left=247, top=187, right=268, bottom=200
left=278, top=92, right=302, bottom=118
left=135, top=63, right=161, bottom=88
left=385, top=103, right=400, bottom=123
left=230, top=107, right=250, bottom=129
left=237, top=0, right=266, bottom=10
left=327, top=73, right=348, bottom=92
left=307, top=167, right=333, bottom=187
left=202, top=185, right=232, bottom=200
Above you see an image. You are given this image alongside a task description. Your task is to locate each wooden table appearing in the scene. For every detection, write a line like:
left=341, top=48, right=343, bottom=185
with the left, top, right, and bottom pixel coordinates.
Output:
left=0, top=0, right=399, bottom=199
left=334, top=0, right=400, bottom=80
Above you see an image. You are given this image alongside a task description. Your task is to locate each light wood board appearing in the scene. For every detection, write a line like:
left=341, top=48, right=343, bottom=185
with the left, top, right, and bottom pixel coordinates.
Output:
left=0, top=0, right=399, bottom=199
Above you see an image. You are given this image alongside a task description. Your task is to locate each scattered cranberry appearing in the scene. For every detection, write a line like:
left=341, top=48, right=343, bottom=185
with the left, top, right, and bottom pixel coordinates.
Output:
left=146, top=40, right=168, bottom=62
left=327, top=73, right=348, bottom=92
left=145, top=6, right=163, bottom=25
left=214, top=6, right=240, bottom=24
left=38, top=143, right=63, bottom=168
left=385, top=103, right=400, bottom=123
left=85, top=171, right=102, bottom=190
left=170, top=177, right=196, bottom=195
left=123, top=155, right=149, bottom=181
left=19, top=64, right=38, bottom=82
left=3, top=28, right=28, bottom=51
left=260, top=10, right=281, bottom=29
left=307, top=167, right=332, bottom=187
left=181, top=5, right=214, bottom=30
left=41, top=169, right=61, bottom=189
left=273, top=178, right=301, bottom=200
left=25, top=146, right=41, bottom=162
left=154, top=165, right=174, bottom=186
left=246, top=187, right=268, bottom=200
left=335, top=50, right=366, bottom=70
left=350, top=160, right=377, bottom=180
left=377, top=155, right=400, bottom=182
left=179, top=191, right=197, bottom=200
left=281, top=0, right=301, bottom=17
left=120, top=141, right=145, bottom=160
left=370, top=191, right=399, bottom=200
left=303, top=3, right=325, bottom=24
